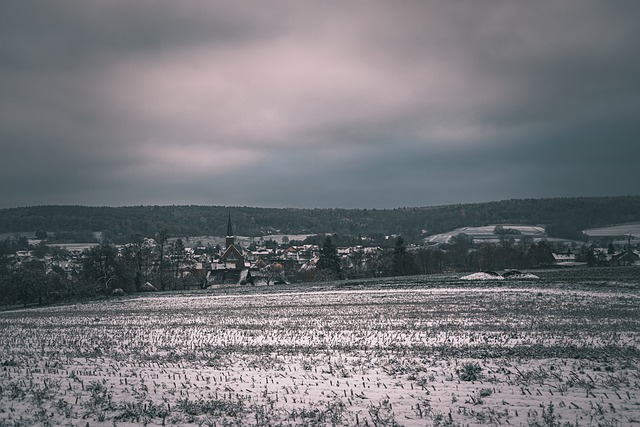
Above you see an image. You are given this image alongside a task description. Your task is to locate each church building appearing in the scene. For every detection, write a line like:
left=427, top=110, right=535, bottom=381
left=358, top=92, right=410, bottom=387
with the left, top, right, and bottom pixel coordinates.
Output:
left=208, top=214, right=249, bottom=285
left=218, top=214, right=245, bottom=270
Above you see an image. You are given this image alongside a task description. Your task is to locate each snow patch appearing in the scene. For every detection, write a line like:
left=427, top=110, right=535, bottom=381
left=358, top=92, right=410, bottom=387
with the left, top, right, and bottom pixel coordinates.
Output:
left=461, top=271, right=540, bottom=280
left=461, top=272, right=505, bottom=280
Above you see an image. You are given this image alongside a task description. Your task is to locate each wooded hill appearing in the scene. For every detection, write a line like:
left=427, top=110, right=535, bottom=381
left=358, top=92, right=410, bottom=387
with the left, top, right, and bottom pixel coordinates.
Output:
left=1, top=196, right=639, bottom=243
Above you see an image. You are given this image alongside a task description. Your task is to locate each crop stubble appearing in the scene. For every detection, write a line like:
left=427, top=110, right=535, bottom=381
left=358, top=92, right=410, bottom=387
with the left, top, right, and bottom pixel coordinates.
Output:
left=1, top=276, right=639, bottom=426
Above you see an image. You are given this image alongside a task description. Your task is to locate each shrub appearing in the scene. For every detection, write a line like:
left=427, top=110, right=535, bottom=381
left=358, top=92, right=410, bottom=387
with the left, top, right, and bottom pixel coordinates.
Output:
left=458, top=362, right=483, bottom=381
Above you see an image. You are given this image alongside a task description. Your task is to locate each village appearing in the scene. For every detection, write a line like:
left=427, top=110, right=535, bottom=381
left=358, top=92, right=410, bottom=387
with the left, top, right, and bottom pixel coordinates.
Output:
left=1, top=214, right=639, bottom=307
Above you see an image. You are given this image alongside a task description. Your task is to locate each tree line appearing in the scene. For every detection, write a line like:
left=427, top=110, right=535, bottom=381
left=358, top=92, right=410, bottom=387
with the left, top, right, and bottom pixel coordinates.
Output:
left=313, top=233, right=562, bottom=281
left=1, top=196, right=639, bottom=243
left=0, top=231, right=203, bottom=309
left=0, top=224, right=630, bottom=308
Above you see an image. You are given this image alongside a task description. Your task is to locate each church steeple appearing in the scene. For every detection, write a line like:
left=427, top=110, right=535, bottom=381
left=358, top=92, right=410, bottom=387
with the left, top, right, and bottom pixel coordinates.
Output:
left=226, top=213, right=234, bottom=248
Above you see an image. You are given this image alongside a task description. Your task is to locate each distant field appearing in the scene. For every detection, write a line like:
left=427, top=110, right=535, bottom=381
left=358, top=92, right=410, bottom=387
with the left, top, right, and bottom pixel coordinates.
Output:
left=1, top=268, right=639, bottom=426
left=47, top=242, right=100, bottom=251
left=425, top=224, right=549, bottom=244
left=584, top=223, right=640, bottom=238
left=169, top=233, right=317, bottom=247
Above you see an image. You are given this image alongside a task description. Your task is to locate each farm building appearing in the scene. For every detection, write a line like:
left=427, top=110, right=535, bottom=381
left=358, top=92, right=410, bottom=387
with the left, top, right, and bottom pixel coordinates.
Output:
left=551, top=252, right=584, bottom=267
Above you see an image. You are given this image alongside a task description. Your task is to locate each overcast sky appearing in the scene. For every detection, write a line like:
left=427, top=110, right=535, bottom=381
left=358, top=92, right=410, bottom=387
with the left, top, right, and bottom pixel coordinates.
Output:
left=1, top=1, right=639, bottom=209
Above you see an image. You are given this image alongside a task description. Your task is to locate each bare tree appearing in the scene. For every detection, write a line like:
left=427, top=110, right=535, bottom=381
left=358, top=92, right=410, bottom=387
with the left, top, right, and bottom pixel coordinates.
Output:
left=156, top=229, right=169, bottom=291
left=171, top=238, right=185, bottom=289
left=82, top=242, right=120, bottom=298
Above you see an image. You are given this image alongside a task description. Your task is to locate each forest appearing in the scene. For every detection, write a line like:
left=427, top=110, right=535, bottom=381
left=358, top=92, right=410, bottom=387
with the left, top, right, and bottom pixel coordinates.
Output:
left=0, top=196, right=639, bottom=243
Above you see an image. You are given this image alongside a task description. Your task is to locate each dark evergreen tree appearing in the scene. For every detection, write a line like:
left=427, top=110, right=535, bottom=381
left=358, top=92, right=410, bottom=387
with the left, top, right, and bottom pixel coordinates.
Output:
left=318, top=236, right=341, bottom=278
left=391, top=236, right=417, bottom=276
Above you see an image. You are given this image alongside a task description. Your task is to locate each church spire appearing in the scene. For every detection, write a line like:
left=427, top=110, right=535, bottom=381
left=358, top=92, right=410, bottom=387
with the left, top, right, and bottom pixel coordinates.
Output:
left=226, top=213, right=234, bottom=248
left=226, top=213, right=234, bottom=237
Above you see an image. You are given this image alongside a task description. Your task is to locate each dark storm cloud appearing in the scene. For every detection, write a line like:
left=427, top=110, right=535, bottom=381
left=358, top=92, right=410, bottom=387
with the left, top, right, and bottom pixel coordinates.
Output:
left=1, top=1, right=639, bottom=208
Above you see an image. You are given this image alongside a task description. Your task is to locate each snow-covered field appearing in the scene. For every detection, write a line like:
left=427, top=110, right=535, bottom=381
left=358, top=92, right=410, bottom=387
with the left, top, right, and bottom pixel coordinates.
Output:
left=424, top=225, right=548, bottom=244
left=1, top=271, right=639, bottom=426
left=584, top=223, right=640, bottom=239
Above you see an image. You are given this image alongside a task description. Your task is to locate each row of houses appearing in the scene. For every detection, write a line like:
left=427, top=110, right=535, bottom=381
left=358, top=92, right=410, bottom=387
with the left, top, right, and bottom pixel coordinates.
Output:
left=6, top=217, right=380, bottom=286
left=552, top=248, right=640, bottom=267
left=206, top=216, right=383, bottom=284
left=5, top=218, right=639, bottom=287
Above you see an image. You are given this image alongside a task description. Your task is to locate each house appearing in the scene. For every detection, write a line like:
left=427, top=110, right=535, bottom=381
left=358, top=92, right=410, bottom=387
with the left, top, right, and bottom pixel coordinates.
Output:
left=12, top=250, right=34, bottom=266
left=610, top=250, right=640, bottom=266
left=551, top=252, right=584, bottom=267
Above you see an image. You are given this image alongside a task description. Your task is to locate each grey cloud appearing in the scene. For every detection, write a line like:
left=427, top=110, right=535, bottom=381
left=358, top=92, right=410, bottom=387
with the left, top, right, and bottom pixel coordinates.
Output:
left=1, top=1, right=639, bottom=209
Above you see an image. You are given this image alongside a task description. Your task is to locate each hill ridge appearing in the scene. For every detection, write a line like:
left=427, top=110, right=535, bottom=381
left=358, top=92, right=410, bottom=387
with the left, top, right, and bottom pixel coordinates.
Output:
left=1, top=196, right=639, bottom=243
